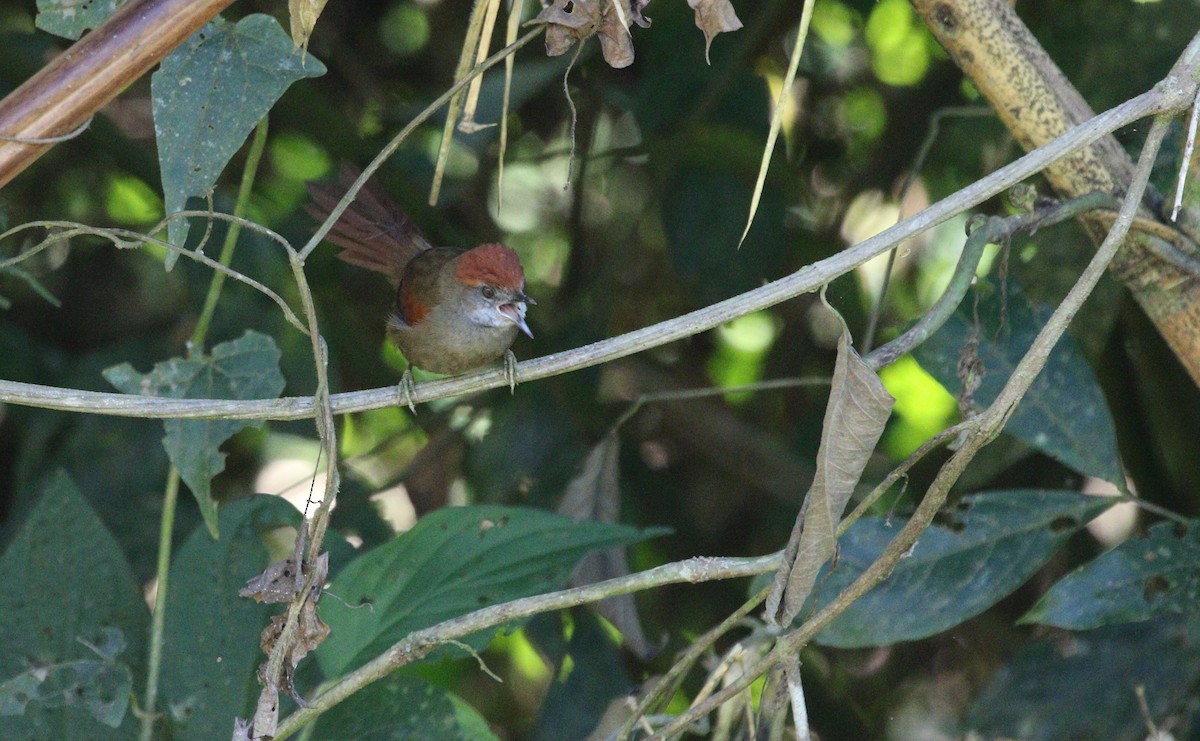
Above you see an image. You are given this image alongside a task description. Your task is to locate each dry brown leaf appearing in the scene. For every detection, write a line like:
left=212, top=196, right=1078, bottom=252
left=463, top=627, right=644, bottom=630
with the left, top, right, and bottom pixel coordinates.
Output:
left=538, top=0, right=648, bottom=69
left=765, top=302, right=894, bottom=626
left=687, top=0, right=743, bottom=64
left=289, top=0, right=330, bottom=54
left=558, top=435, right=655, bottom=659
left=240, top=530, right=329, bottom=605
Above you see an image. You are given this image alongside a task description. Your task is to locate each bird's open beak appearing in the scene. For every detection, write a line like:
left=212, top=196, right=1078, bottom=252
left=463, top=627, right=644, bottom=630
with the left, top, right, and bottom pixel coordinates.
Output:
left=499, top=302, right=534, bottom=338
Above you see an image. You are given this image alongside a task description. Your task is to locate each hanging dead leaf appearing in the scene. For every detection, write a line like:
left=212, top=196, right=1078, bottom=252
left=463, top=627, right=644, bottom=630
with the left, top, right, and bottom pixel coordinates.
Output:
left=289, top=0, right=330, bottom=53
left=687, top=0, right=743, bottom=63
left=765, top=300, right=894, bottom=627
left=558, top=436, right=656, bottom=659
left=240, top=528, right=328, bottom=604
left=537, top=0, right=649, bottom=69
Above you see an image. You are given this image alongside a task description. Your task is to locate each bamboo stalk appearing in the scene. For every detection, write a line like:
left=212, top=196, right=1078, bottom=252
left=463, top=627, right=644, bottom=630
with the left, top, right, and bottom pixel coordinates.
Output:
left=0, top=0, right=235, bottom=187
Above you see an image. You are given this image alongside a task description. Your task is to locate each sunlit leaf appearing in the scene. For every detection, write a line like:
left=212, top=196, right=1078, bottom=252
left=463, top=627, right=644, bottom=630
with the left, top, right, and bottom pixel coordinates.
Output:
left=1022, top=518, right=1200, bottom=629
left=103, top=331, right=286, bottom=537
left=806, top=490, right=1113, bottom=647
left=317, top=505, right=664, bottom=676
left=153, top=14, right=325, bottom=266
left=288, top=0, right=330, bottom=53
left=0, top=473, right=147, bottom=739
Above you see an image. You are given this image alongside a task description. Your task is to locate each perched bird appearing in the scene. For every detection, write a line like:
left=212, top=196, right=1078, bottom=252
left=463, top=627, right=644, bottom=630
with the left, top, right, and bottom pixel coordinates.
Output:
left=308, top=166, right=534, bottom=410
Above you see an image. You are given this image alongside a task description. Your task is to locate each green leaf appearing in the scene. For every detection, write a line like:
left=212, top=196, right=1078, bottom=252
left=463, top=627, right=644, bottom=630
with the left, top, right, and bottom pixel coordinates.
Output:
left=104, top=330, right=285, bottom=537
left=1022, top=518, right=1200, bottom=629
left=153, top=14, right=325, bottom=265
left=807, top=489, right=1113, bottom=647
left=913, top=279, right=1124, bottom=485
left=35, top=0, right=120, bottom=40
left=311, top=674, right=497, bottom=740
left=159, top=496, right=301, bottom=741
left=317, top=505, right=664, bottom=676
left=967, top=616, right=1200, bottom=741
left=0, top=472, right=148, bottom=739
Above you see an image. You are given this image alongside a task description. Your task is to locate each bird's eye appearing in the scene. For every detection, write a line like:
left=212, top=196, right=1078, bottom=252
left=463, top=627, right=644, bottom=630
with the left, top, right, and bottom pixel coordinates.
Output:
left=481, top=285, right=496, bottom=299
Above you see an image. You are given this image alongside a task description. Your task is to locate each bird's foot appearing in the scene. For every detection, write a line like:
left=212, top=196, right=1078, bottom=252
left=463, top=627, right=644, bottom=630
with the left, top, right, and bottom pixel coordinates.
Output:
left=397, top=368, right=418, bottom=414
left=503, top=350, right=519, bottom=395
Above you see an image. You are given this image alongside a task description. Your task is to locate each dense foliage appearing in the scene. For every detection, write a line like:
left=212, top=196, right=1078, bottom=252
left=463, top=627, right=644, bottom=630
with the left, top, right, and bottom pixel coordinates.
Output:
left=2, top=0, right=1200, bottom=739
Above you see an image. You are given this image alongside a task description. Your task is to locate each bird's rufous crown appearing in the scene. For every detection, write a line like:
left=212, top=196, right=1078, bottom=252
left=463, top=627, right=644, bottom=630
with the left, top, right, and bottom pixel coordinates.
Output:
left=455, top=243, right=525, bottom=289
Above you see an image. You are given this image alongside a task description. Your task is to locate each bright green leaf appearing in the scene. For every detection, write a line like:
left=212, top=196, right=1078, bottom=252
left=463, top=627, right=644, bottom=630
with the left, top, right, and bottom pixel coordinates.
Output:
left=159, top=496, right=300, bottom=741
left=317, top=505, right=665, bottom=676
left=913, top=279, right=1125, bottom=486
left=807, top=489, right=1113, bottom=647
left=0, top=472, right=147, bottom=739
left=311, top=674, right=497, bottom=740
left=36, top=0, right=119, bottom=40
left=103, top=331, right=285, bottom=537
left=1022, top=518, right=1200, bottom=629
left=153, top=14, right=325, bottom=265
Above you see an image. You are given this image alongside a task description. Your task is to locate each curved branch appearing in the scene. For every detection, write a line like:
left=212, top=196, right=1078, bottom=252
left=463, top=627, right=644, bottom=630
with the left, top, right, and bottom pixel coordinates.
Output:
left=272, top=552, right=781, bottom=739
left=0, top=86, right=1164, bottom=420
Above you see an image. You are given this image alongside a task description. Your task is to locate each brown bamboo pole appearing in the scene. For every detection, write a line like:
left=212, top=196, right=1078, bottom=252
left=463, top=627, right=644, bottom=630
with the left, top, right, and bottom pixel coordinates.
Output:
left=914, top=0, right=1200, bottom=386
left=0, top=0, right=236, bottom=187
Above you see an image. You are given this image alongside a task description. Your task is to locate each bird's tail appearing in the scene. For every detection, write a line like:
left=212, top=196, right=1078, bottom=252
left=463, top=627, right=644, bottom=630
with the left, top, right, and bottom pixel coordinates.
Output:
left=306, top=163, right=431, bottom=284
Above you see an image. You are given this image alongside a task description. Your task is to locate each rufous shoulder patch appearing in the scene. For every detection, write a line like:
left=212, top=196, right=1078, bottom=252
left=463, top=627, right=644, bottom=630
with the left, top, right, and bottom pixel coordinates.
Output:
left=398, top=282, right=430, bottom=324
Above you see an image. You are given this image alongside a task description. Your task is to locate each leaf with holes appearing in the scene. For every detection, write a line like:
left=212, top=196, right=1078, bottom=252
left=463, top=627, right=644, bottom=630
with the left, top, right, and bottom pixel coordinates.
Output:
left=1021, top=518, right=1200, bottom=629
left=967, top=616, right=1200, bottom=741
left=316, top=505, right=666, bottom=676
left=0, top=472, right=147, bottom=739
left=160, top=496, right=301, bottom=741
left=914, top=279, right=1124, bottom=486
left=104, top=331, right=285, bottom=537
left=804, top=489, right=1113, bottom=648
left=36, top=0, right=119, bottom=40
left=153, top=14, right=324, bottom=265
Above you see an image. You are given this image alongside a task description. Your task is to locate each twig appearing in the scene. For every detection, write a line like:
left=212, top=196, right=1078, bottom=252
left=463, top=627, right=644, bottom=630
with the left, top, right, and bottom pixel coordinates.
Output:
left=652, top=110, right=1177, bottom=741
left=0, top=116, right=93, bottom=144
left=862, top=106, right=994, bottom=351
left=300, top=27, right=543, bottom=262
left=272, top=553, right=781, bottom=739
left=0, top=81, right=1170, bottom=422
left=615, top=585, right=771, bottom=741
left=865, top=191, right=1118, bottom=370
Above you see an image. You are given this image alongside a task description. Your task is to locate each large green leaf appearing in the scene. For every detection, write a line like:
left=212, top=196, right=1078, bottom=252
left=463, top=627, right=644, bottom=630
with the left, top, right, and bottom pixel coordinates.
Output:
left=913, top=279, right=1124, bottom=485
left=1022, top=518, right=1200, bottom=629
left=967, top=616, right=1200, bottom=741
left=806, top=489, right=1113, bottom=647
left=104, top=330, right=285, bottom=537
left=0, top=472, right=148, bottom=739
left=35, top=0, right=119, bottom=40
left=317, top=505, right=664, bottom=676
left=153, top=14, right=325, bottom=263
left=159, top=496, right=300, bottom=741
left=310, top=674, right=497, bottom=741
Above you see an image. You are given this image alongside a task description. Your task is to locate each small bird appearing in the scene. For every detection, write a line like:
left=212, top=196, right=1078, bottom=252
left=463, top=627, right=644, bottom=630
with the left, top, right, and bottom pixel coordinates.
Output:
left=308, top=166, right=534, bottom=411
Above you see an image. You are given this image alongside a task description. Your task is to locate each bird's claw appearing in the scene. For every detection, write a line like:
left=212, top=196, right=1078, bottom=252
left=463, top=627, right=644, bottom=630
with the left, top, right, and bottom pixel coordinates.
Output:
left=397, top=368, right=417, bottom=414
left=504, top=350, right=519, bottom=395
